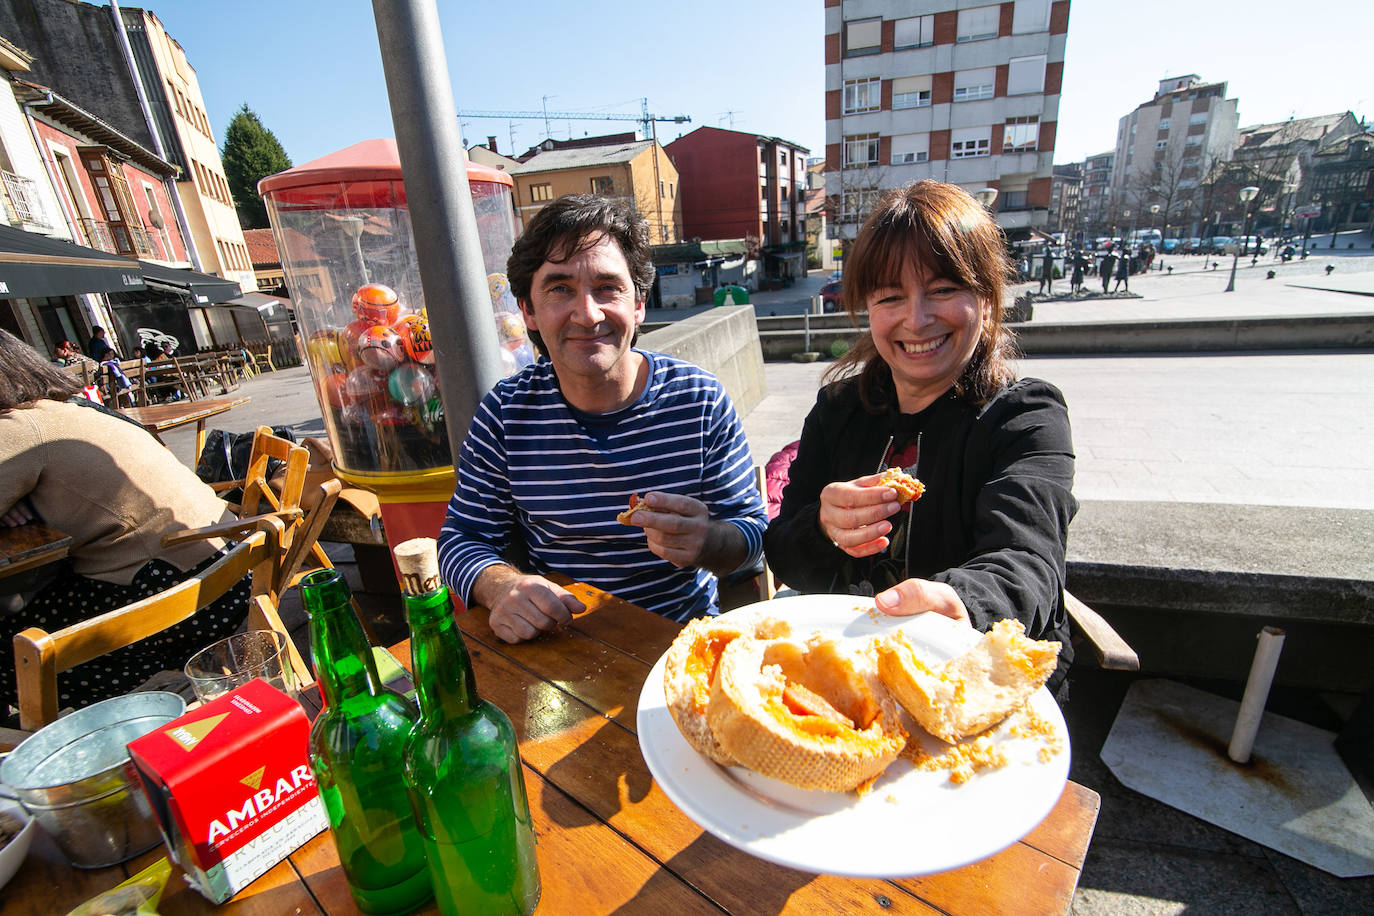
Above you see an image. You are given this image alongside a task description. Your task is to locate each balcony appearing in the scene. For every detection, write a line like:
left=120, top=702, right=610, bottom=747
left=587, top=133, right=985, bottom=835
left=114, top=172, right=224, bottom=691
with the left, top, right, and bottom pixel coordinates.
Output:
left=78, top=217, right=159, bottom=259
left=1, top=169, right=52, bottom=230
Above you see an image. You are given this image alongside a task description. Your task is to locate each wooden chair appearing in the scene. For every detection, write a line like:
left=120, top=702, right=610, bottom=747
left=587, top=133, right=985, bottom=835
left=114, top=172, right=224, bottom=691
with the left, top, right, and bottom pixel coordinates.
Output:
left=251, top=343, right=274, bottom=374
left=13, top=521, right=287, bottom=730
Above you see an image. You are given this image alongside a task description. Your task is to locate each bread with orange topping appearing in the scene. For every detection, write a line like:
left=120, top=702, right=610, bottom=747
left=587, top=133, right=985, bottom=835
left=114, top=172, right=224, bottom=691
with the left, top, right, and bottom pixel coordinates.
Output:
left=616, top=493, right=650, bottom=525
left=876, top=619, right=1058, bottom=743
left=877, top=467, right=925, bottom=504
left=706, top=633, right=906, bottom=793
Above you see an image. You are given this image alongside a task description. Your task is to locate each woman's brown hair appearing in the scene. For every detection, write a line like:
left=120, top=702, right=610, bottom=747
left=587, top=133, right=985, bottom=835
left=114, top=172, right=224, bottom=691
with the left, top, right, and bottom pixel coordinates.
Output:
left=825, top=180, right=1018, bottom=410
left=0, top=330, right=82, bottom=411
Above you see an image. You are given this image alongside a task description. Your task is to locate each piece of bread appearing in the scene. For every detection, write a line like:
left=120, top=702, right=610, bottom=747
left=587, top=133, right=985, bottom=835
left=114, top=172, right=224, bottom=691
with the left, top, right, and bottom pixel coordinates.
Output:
left=706, top=633, right=906, bottom=793
left=663, top=616, right=792, bottom=765
left=877, top=467, right=925, bottom=504
left=876, top=618, right=1059, bottom=743
left=617, top=493, right=650, bottom=525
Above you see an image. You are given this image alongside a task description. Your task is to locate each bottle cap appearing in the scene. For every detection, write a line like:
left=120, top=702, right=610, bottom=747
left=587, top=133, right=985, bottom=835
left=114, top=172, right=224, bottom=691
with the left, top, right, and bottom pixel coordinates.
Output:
left=394, top=537, right=442, bottom=595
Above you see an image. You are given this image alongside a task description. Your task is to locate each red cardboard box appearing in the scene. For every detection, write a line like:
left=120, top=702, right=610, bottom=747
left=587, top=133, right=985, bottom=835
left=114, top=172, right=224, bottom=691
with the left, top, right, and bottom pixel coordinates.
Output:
left=127, top=679, right=328, bottom=903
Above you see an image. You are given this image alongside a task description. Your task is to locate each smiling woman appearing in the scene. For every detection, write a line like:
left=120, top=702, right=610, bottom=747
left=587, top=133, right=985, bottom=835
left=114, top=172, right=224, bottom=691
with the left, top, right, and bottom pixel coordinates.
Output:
left=763, top=181, right=1079, bottom=695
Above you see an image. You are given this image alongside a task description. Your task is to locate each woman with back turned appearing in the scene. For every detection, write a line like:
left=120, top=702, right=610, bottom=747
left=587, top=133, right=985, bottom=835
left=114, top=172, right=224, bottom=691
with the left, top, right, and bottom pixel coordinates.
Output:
left=763, top=180, right=1078, bottom=694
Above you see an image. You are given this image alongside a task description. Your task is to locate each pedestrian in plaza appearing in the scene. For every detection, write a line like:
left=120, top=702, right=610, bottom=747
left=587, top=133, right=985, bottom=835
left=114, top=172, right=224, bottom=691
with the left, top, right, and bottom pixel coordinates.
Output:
left=436, top=194, right=767, bottom=643
left=1070, top=251, right=1085, bottom=294
left=1038, top=248, right=1054, bottom=295
left=1113, top=249, right=1131, bottom=292
left=1100, top=250, right=1116, bottom=293
left=0, top=330, right=246, bottom=713
left=762, top=180, right=1077, bottom=695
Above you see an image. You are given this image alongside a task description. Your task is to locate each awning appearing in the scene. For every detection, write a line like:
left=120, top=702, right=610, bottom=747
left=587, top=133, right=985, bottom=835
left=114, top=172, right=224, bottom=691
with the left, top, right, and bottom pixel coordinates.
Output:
left=222, top=291, right=292, bottom=314
left=137, top=260, right=242, bottom=304
left=0, top=223, right=144, bottom=299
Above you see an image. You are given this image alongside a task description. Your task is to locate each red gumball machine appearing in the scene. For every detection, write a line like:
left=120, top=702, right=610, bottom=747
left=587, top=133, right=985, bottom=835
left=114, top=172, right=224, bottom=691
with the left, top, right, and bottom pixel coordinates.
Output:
left=258, top=139, right=535, bottom=560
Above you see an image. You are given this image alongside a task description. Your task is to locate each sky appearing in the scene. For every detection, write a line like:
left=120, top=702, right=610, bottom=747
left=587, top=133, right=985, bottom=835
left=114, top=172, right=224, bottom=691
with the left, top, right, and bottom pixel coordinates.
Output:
left=144, top=0, right=1371, bottom=170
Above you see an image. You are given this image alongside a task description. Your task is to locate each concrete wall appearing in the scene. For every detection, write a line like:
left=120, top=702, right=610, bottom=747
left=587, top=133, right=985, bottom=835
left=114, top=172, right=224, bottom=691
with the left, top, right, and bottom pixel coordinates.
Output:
left=751, top=311, right=1374, bottom=360
left=640, top=305, right=767, bottom=415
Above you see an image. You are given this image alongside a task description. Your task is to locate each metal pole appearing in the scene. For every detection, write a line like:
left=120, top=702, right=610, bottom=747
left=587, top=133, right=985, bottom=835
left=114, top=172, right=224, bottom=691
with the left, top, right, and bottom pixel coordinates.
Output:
left=1225, top=205, right=1251, bottom=293
left=372, top=0, right=505, bottom=460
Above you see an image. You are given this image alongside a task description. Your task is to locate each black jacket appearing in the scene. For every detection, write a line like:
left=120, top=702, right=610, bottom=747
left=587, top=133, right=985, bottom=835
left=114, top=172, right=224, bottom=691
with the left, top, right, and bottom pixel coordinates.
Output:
left=764, top=375, right=1078, bottom=683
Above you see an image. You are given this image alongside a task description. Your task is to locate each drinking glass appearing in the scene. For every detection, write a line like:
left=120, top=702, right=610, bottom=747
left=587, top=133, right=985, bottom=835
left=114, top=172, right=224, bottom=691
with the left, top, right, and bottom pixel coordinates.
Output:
left=184, top=630, right=296, bottom=703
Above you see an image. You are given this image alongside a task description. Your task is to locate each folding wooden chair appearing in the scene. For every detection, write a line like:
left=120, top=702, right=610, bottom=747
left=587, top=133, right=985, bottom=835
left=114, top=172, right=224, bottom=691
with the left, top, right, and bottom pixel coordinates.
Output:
left=13, top=521, right=286, bottom=730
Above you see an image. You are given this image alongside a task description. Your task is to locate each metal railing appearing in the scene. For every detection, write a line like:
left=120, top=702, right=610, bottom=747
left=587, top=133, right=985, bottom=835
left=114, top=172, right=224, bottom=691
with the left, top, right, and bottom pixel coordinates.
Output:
left=1, top=169, right=51, bottom=229
left=78, top=217, right=158, bottom=258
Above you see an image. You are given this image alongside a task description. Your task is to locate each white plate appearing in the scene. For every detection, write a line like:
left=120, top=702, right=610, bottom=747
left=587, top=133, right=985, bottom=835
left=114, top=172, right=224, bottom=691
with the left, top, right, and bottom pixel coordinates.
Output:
left=636, top=594, right=1070, bottom=878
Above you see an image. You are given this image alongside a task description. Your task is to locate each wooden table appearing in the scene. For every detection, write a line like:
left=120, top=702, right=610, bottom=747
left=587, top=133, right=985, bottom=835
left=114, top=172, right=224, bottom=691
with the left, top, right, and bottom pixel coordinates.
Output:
left=121, top=395, right=250, bottom=458
left=3, top=583, right=1100, bottom=914
left=0, top=522, right=72, bottom=579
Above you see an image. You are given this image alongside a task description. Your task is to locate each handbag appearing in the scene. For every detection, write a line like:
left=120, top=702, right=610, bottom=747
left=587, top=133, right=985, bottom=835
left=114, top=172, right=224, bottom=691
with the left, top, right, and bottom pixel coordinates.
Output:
left=195, top=427, right=296, bottom=503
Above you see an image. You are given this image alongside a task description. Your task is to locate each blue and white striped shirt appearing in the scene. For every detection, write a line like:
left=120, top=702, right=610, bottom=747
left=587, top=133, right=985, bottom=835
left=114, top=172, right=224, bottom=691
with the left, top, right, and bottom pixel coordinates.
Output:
left=437, top=350, right=767, bottom=621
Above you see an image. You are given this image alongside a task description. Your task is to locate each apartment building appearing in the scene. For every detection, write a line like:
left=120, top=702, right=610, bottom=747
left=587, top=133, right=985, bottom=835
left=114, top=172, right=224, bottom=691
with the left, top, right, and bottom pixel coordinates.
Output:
left=824, top=0, right=1070, bottom=243
left=509, top=135, right=681, bottom=244
left=1078, top=149, right=1113, bottom=235
left=665, top=126, right=810, bottom=280
left=1109, top=75, right=1238, bottom=236
left=1047, top=162, right=1079, bottom=235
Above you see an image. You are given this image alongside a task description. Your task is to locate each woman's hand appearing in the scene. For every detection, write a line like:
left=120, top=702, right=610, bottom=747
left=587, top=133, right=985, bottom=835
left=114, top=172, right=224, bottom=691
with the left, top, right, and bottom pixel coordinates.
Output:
left=1, top=499, right=36, bottom=527
left=817, top=474, right=901, bottom=557
left=875, top=578, right=970, bottom=625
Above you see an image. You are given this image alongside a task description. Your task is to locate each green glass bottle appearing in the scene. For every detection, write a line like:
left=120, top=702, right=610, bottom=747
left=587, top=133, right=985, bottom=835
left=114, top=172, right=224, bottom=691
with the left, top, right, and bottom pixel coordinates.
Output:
left=300, top=568, right=433, bottom=915
left=394, top=538, right=541, bottom=916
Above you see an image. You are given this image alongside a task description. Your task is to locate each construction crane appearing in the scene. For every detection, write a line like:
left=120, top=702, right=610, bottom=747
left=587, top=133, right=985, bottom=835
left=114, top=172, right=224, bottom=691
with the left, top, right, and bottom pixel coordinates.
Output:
left=458, top=98, right=691, bottom=242
left=456, top=97, right=690, bottom=144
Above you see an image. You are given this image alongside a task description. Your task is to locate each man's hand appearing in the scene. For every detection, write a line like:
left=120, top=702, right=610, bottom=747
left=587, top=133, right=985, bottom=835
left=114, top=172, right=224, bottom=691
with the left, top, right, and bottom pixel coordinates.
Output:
left=874, top=578, right=970, bottom=625
left=628, top=491, right=746, bottom=576
left=817, top=474, right=902, bottom=558
left=472, top=565, right=585, bottom=644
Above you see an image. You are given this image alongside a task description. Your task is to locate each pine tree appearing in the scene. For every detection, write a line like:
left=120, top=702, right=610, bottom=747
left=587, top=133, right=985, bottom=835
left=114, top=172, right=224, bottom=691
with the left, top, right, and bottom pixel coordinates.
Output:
left=221, top=105, right=292, bottom=229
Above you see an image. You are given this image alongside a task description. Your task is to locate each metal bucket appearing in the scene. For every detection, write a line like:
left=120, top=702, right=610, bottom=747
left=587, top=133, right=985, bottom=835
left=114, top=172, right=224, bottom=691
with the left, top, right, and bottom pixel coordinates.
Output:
left=0, top=692, right=184, bottom=868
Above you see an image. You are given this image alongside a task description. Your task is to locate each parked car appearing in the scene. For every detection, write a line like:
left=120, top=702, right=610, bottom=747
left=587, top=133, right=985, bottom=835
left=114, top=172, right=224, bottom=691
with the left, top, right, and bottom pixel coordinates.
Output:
left=820, top=279, right=842, bottom=311
left=1161, top=238, right=1180, bottom=253
left=1203, top=236, right=1234, bottom=254
left=1236, top=236, right=1269, bottom=255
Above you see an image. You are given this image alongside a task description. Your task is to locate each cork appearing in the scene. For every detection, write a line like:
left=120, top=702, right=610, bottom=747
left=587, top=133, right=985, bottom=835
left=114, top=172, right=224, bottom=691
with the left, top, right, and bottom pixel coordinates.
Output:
left=394, top=537, right=442, bottom=596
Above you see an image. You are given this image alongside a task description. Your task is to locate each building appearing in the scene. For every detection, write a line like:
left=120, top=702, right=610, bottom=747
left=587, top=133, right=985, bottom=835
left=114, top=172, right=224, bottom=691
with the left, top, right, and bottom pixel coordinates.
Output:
left=1109, top=74, right=1239, bottom=238
left=1047, top=162, right=1079, bottom=236
left=508, top=134, right=681, bottom=244
left=1308, top=127, right=1373, bottom=239
left=665, top=126, right=810, bottom=281
left=242, top=228, right=284, bottom=294
left=1222, top=112, right=1364, bottom=232
left=466, top=136, right=521, bottom=173
left=1078, top=149, right=1112, bottom=236
left=0, top=0, right=253, bottom=290
left=823, top=0, right=1070, bottom=244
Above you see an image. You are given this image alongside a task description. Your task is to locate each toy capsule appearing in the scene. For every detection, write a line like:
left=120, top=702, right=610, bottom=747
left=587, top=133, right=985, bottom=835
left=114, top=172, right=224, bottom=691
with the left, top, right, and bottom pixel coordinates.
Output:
left=358, top=325, right=405, bottom=372
left=352, top=283, right=401, bottom=326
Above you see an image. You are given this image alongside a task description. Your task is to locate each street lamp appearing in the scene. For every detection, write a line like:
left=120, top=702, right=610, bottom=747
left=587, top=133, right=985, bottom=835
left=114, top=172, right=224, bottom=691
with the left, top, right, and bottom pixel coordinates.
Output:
left=1121, top=208, right=1131, bottom=248
left=975, top=187, right=999, bottom=209
left=1305, top=192, right=1320, bottom=250
left=340, top=215, right=370, bottom=284
left=1224, top=186, right=1260, bottom=292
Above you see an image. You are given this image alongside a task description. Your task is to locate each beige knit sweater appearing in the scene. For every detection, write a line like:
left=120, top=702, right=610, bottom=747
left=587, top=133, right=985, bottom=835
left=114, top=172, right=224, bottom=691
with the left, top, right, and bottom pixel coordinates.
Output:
left=0, top=399, right=235, bottom=584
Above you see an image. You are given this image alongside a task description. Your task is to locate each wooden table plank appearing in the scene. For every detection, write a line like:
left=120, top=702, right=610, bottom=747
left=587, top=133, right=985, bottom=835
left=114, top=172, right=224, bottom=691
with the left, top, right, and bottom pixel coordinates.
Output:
left=121, top=395, right=250, bottom=457
left=0, top=522, right=71, bottom=578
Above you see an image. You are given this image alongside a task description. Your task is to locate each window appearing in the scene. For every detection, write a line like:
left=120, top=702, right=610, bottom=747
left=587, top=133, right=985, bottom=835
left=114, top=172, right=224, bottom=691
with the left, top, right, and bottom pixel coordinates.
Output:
left=892, top=75, right=932, bottom=109
left=590, top=176, right=615, bottom=195
left=1007, top=55, right=1046, bottom=95
left=1012, top=0, right=1050, bottom=33
left=843, top=78, right=881, bottom=114
left=951, top=128, right=991, bottom=159
left=1159, top=118, right=1171, bottom=130
left=1001, top=189, right=1029, bottom=209
left=893, top=14, right=934, bottom=48
left=953, top=68, right=996, bottom=102
left=957, top=6, right=999, bottom=42
left=843, top=133, right=880, bottom=168
left=1003, top=116, right=1039, bottom=152
left=890, top=133, right=929, bottom=165
left=1156, top=139, right=1169, bottom=150
left=840, top=186, right=881, bottom=223
left=780, top=151, right=788, bottom=165
left=1185, top=134, right=1203, bottom=146
left=844, top=17, right=881, bottom=56
left=1189, top=112, right=1209, bottom=125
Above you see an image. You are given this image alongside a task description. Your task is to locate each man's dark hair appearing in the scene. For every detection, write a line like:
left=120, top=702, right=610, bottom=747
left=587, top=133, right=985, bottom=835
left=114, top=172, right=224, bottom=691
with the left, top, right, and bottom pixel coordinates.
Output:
left=0, top=330, right=82, bottom=411
left=506, top=196, right=656, bottom=355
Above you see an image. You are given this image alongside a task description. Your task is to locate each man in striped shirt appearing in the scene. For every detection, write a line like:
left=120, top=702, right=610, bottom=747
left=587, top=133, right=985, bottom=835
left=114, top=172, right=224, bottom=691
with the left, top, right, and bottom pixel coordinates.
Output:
left=438, top=195, right=767, bottom=644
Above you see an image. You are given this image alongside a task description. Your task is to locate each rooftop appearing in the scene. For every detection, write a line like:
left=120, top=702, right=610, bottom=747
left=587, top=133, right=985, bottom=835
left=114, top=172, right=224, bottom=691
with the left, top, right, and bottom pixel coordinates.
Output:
left=511, top=139, right=654, bottom=175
